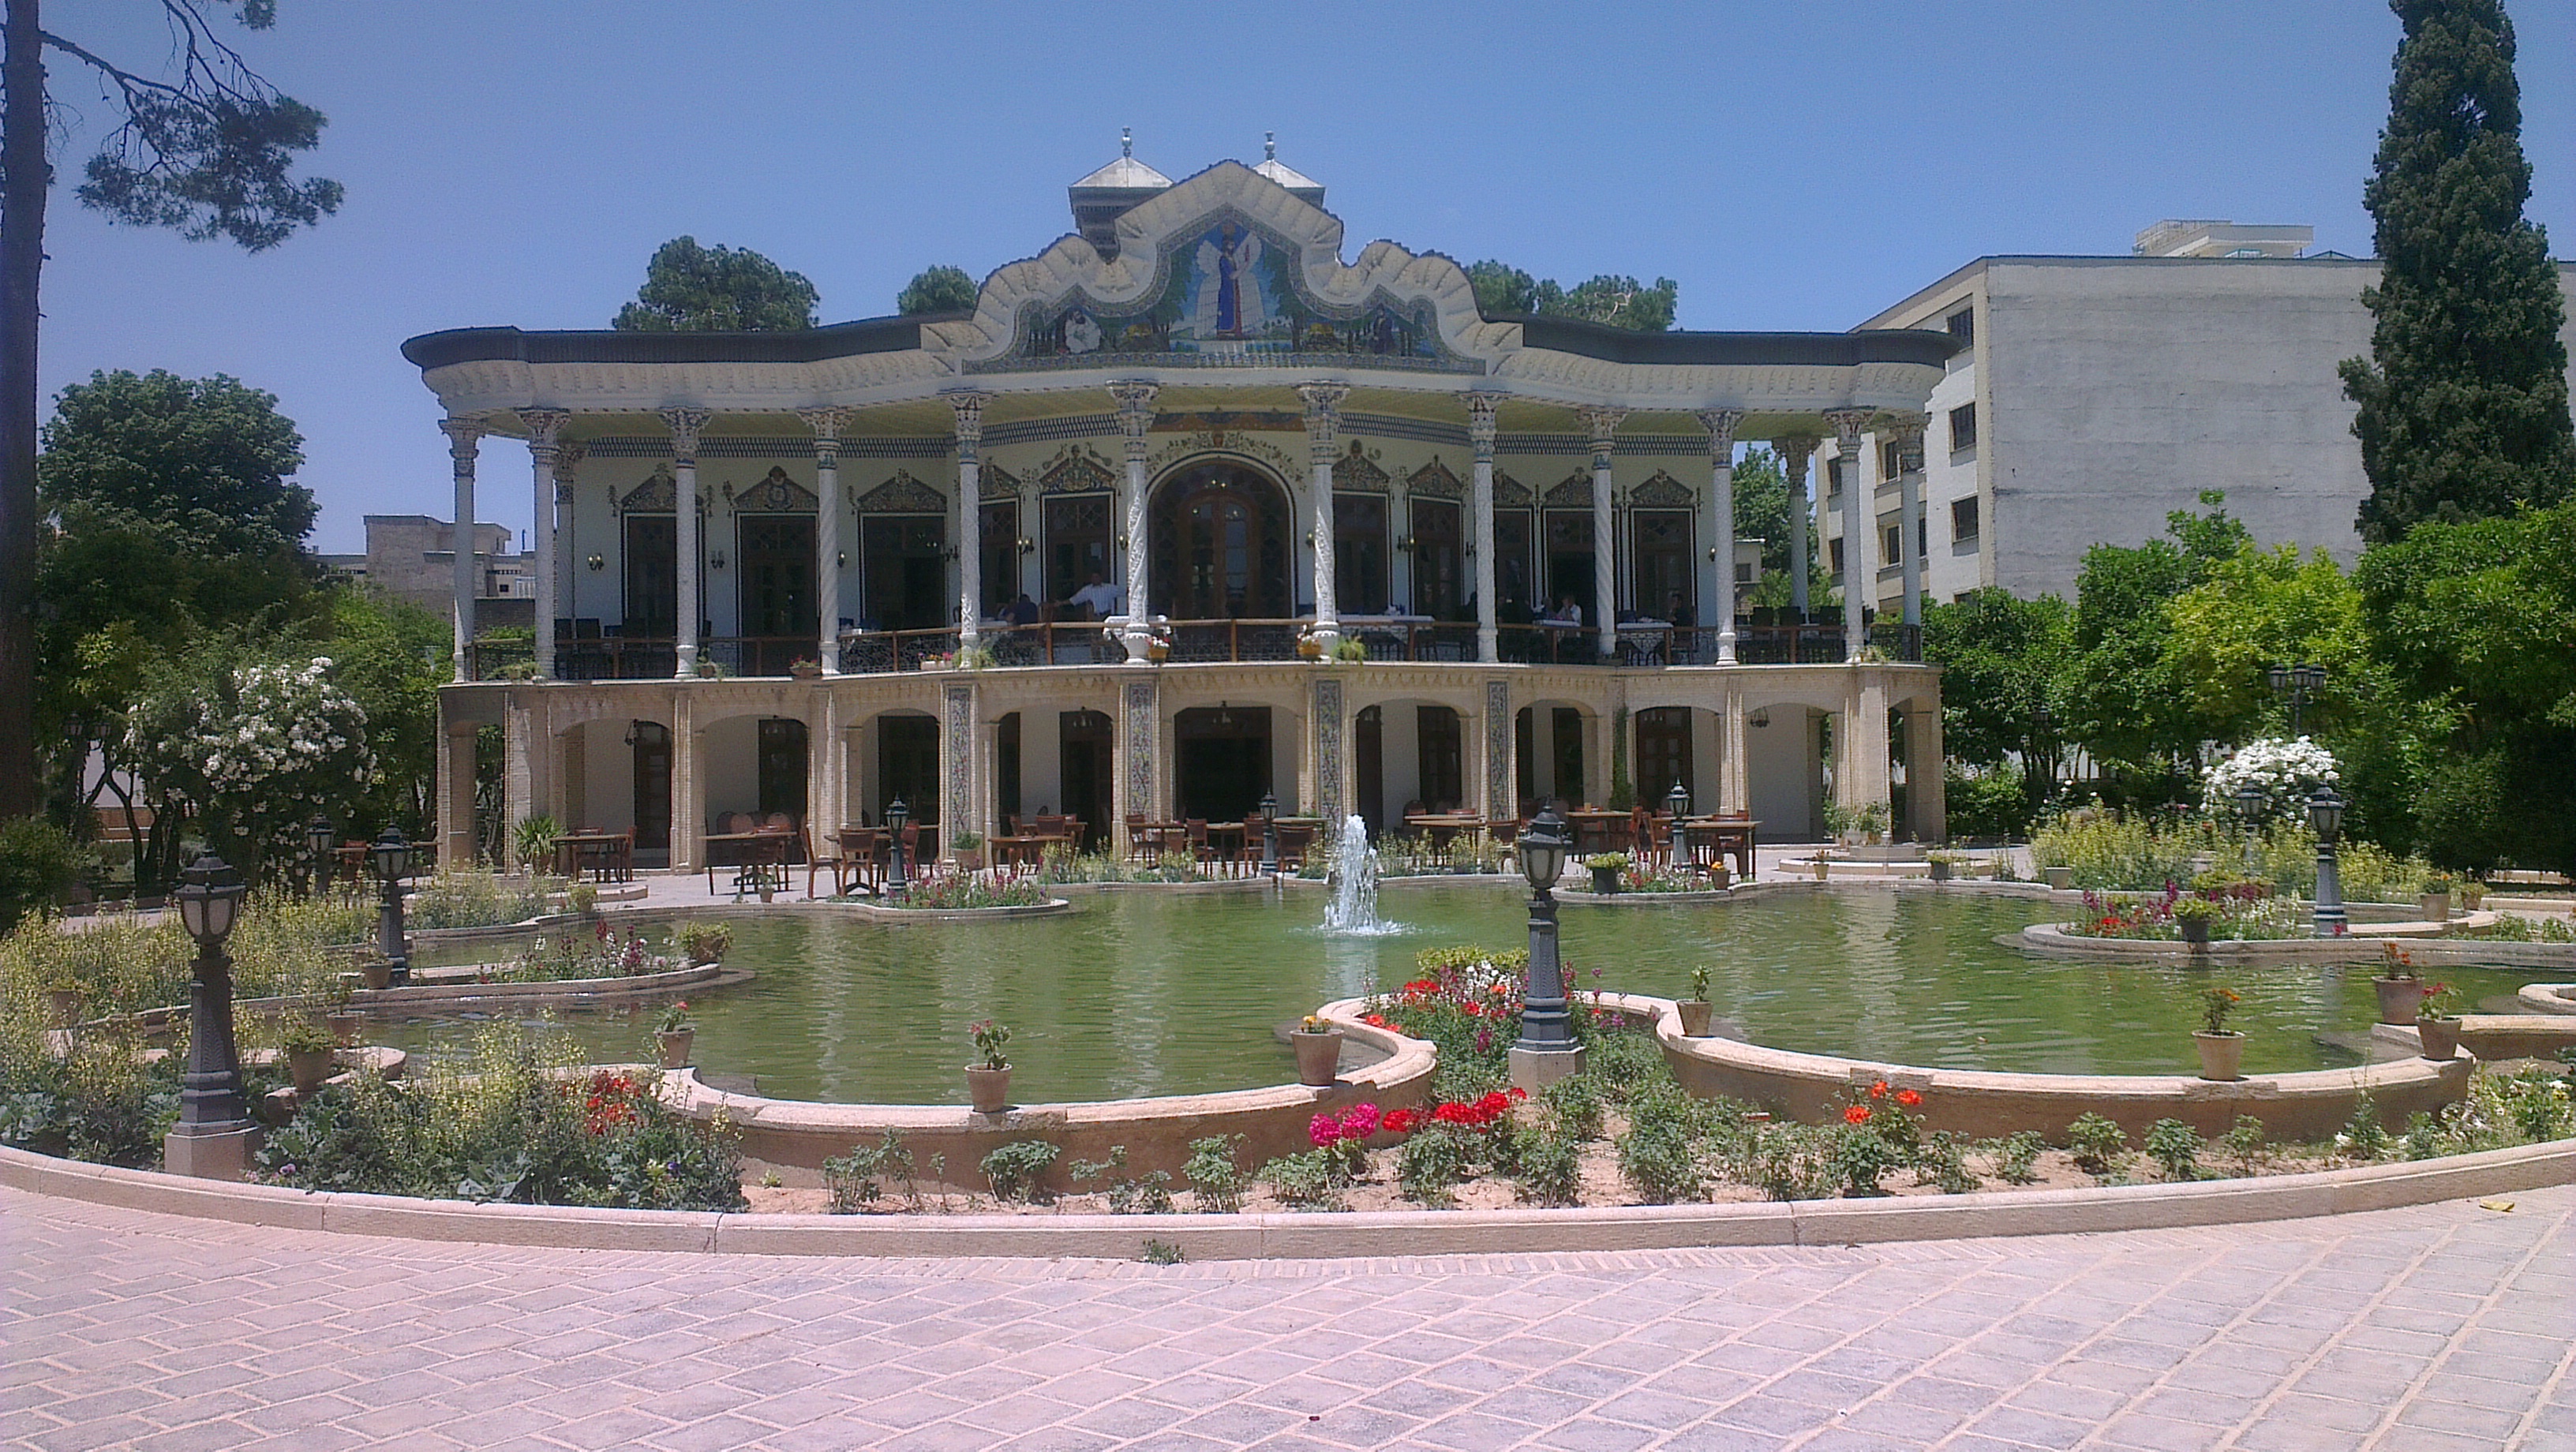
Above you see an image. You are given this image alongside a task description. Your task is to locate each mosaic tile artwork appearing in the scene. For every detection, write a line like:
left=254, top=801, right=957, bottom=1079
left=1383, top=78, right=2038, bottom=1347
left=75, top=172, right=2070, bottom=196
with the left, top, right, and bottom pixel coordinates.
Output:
left=1312, top=675, right=1343, bottom=823
left=1486, top=679, right=1511, bottom=816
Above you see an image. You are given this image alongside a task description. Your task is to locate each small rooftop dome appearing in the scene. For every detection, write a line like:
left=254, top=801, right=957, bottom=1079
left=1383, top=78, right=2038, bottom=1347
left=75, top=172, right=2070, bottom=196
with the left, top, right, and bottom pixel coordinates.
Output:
left=1069, top=128, right=1174, bottom=260
left=1250, top=132, right=1325, bottom=207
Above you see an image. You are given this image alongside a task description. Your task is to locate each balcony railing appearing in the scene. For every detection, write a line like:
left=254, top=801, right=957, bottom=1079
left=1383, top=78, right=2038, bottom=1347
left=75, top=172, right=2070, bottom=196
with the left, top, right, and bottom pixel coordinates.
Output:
left=462, top=619, right=1921, bottom=681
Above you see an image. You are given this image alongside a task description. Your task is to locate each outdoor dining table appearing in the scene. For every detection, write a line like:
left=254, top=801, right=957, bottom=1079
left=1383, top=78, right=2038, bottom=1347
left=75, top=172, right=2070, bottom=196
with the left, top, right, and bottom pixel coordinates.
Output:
left=1202, top=821, right=1249, bottom=864
left=1677, top=818, right=1760, bottom=879
left=1565, top=810, right=1631, bottom=855
left=549, top=833, right=630, bottom=881
left=1401, top=814, right=1481, bottom=864
left=702, top=829, right=795, bottom=895
left=992, top=833, right=1073, bottom=870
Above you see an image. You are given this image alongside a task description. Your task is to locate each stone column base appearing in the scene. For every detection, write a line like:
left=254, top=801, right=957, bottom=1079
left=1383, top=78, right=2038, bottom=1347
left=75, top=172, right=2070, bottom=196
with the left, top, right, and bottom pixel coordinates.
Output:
left=163, top=1124, right=260, bottom=1181
left=1507, top=1044, right=1587, bottom=1096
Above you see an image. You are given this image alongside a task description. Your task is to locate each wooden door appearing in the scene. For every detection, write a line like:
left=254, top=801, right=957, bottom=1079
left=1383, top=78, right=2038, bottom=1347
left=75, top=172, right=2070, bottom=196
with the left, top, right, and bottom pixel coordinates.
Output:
left=878, top=714, right=940, bottom=823
left=630, top=721, right=672, bottom=852
left=1635, top=707, right=1692, bottom=809
left=738, top=515, right=816, bottom=674
left=1354, top=705, right=1383, bottom=836
left=1059, top=709, right=1112, bottom=849
left=757, top=717, right=808, bottom=822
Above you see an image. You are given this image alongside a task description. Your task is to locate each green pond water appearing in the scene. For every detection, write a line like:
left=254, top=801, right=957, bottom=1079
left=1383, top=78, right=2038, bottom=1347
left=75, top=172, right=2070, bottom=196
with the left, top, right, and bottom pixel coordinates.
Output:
left=379, top=885, right=2548, bottom=1105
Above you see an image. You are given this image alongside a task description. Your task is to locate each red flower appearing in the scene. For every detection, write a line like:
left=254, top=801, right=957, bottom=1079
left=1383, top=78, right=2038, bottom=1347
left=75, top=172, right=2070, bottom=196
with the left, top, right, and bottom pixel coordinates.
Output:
left=1381, top=1109, right=1415, bottom=1135
left=1868, top=1080, right=1889, bottom=1099
left=1896, top=1088, right=1923, bottom=1107
left=1507, top=1087, right=1528, bottom=1102
left=1844, top=1105, right=1871, bottom=1125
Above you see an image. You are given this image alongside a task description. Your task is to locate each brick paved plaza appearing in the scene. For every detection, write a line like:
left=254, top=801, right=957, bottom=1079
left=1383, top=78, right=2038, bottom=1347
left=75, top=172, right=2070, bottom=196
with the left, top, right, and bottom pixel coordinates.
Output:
left=4, top=1181, right=2569, bottom=1452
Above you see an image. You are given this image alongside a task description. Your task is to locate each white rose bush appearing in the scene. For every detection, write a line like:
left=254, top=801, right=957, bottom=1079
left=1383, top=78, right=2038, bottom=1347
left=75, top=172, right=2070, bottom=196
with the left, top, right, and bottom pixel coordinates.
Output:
left=124, top=657, right=376, bottom=882
left=2202, top=735, right=2340, bottom=820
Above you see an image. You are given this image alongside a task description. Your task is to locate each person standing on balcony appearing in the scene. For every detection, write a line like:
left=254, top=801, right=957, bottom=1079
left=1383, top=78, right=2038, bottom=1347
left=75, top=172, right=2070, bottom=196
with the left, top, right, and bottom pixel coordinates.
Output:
left=1066, top=572, right=1122, bottom=620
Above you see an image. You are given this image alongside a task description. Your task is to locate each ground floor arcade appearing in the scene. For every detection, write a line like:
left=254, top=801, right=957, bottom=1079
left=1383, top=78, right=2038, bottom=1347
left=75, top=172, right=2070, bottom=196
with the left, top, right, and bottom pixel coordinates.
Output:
left=436, top=661, right=1942, bottom=872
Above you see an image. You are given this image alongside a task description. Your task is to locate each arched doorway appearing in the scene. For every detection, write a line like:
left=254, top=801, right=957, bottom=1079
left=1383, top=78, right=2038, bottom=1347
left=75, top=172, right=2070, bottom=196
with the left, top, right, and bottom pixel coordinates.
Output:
left=1148, top=461, right=1292, bottom=619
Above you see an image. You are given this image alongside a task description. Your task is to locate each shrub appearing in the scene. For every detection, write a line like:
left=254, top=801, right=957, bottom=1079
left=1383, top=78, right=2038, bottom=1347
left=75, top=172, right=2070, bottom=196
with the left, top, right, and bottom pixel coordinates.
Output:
left=1617, top=1117, right=1703, bottom=1203
left=2143, top=1118, right=2204, bottom=1181
left=1069, top=1146, right=1174, bottom=1214
left=675, top=921, right=734, bottom=963
left=2341, top=1092, right=2390, bottom=1162
left=1183, top=1134, right=1248, bottom=1212
left=1395, top=1123, right=1478, bottom=1207
left=1583, top=1029, right=1669, bottom=1104
left=1738, top=1123, right=1833, bottom=1201
left=1139, top=1238, right=1186, bottom=1265
left=1541, top=1073, right=1604, bottom=1142
left=2218, top=1116, right=2269, bottom=1177
left=1508, top=1128, right=1582, bottom=1207
left=408, top=870, right=558, bottom=930
left=1262, top=1149, right=1344, bottom=1211
left=0, top=818, right=85, bottom=934
left=1984, top=1131, right=2045, bottom=1185
left=2065, top=1113, right=2130, bottom=1180
left=1915, top=1132, right=1981, bottom=1195
left=1826, top=1123, right=1900, bottom=1196
left=824, top=1131, right=917, bottom=1212
left=980, top=1140, right=1059, bottom=1203
left=0, top=1023, right=178, bottom=1165
left=511, top=814, right=564, bottom=871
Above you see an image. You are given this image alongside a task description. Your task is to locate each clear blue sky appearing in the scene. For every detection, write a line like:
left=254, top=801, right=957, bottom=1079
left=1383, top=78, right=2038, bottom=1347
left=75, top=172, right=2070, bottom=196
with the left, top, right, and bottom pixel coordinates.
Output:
left=37, top=0, right=2576, bottom=553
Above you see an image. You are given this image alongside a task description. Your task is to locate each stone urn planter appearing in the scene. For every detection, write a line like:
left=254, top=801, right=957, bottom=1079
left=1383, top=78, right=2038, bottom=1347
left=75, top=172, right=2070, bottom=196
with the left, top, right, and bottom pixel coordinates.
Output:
left=953, top=848, right=985, bottom=871
left=1928, top=859, right=1953, bottom=883
left=788, top=659, right=822, bottom=680
left=2043, top=866, right=2074, bottom=891
left=1708, top=865, right=1732, bottom=889
left=965, top=1065, right=1012, bottom=1113
left=286, top=1046, right=335, bottom=1095
left=1291, top=1027, right=1344, bottom=1087
left=1675, top=1001, right=1713, bottom=1037
left=1589, top=865, right=1621, bottom=894
left=326, top=1012, right=362, bottom=1047
left=2179, top=918, right=2211, bottom=946
left=2193, top=1030, right=2246, bottom=1082
left=1811, top=858, right=1830, bottom=882
left=656, top=1029, right=695, bottom=1070
left=2419, top=892, right=2451, bottom=923
left=358, top=958, right=392, bottom=990
left=2374, top=975, right=2424, bottom=1026
left=2417, top=1016, right=2462, bottom=1061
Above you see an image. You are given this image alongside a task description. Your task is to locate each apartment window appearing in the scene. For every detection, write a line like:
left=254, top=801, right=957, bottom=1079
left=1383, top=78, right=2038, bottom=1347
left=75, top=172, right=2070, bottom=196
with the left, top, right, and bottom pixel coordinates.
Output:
left=1829, top=538, right=1844, bottom=577
left=1825, top=457, right=1845, bottom=497
left=1884, top=523, right=1903, bottom=567
left=1881, top=440, right=1904, bottom=479
left=1951, top=496, right=1980, bottom=544
left=1919, top=517, right=1929, bottom=559
left=1948, top=402, right=1978, bottom=451
left=1945, top=307, right=1974, bottom=343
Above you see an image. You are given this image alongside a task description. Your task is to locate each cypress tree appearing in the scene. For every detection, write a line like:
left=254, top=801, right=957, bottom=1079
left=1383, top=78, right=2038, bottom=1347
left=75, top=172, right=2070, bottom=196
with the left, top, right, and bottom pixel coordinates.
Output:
left=2338, top=0, right=2574, bottom=545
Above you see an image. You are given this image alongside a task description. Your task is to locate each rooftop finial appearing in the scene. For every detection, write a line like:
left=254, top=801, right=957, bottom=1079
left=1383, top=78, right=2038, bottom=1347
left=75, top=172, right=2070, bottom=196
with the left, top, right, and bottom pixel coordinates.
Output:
left=1121, top=126, right=1133, bottom=159
left=1265, top=130, right=1277, bottom=161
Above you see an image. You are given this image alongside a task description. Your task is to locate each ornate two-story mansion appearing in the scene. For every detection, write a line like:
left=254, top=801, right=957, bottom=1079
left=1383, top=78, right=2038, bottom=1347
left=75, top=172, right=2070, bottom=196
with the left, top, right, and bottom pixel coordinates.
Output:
left=405, top=144, right=1960, bottom=870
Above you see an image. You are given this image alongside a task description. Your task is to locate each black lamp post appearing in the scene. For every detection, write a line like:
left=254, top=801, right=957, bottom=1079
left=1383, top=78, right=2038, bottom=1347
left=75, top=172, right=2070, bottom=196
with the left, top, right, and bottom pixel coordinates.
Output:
left=305, top=815, right=335, bottom=899
left=165, top=854, right=252, bottom=1177
left=1507, top=804, right=1585, bottom=1091
left=2308, top=785, right=2347, bottom=937
left=2233, top=782, right=2269, bottom=872
left=369, top=828, right=414, bottom=986
left=1258, top=792, right=1279, bottom=874
left=886, top=797, right=911, bottom=896
left=2267, top=662, right=2326, bottom=736
left=1666, top=780, right=1691, bottom=821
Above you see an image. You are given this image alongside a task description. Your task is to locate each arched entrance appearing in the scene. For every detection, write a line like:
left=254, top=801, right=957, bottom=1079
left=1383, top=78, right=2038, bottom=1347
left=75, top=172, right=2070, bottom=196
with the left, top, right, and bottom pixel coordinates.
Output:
left=1148, top=460, right=1292, bottom=619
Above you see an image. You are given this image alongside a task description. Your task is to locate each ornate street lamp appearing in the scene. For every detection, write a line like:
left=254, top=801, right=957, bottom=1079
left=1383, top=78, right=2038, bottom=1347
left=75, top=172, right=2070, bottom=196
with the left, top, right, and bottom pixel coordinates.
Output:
left=2233, top=781, right=2269, bottom=872
left=305, top=815, right=335, bottom=899
left=1666, top=780, right=1691, bottom=821
left=886, top=797, right=911, bottom=896
left=1508, top=804, right=1585, bottom=1091
left=369, top=828, right=415, bottom=986
left=165, top=854, right=253, bottom=1178
left=1258, top=793, right=1279, bottom=874
left=2308, top=785, right=2347, bottom=937
left=2266, top=662, right=2326, bottom=736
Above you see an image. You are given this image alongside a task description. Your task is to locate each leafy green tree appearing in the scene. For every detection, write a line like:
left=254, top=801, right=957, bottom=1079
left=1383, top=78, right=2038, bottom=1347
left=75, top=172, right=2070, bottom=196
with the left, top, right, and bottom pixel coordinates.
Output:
left=2357, top=499, right=2576, bottom=870
left=318, top=587, right=449, bottom=836
left=1466, top=260, right=1540, bottom=316
left=1923, top=589, right=2073, bottom=811
left=3, top=1, right=340, bottom=819
left=2060, top=492, right=2252, bottom=798
left=897, top=264, right=977, bottom=315
left=612, top=236, right=817, bottom=331
left=2338, top=0, right=2574, bottom=544
left=1729, top=447, right=1811, bottom=579
left=1464, top=260, right=1677, bottom=331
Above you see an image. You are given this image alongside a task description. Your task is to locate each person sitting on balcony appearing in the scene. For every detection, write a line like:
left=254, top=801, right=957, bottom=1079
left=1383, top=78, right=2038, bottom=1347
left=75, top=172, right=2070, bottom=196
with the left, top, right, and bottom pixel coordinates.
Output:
left=1065, top=573, right=1122, bottom=620
left=1003, top=593, right=1043, bottom=627
left=1665, top=591, right=1694, bottom=629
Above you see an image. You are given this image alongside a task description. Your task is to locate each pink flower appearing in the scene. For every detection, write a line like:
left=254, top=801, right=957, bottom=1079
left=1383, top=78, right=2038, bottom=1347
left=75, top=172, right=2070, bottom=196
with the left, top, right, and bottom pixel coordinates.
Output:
left=1308, top=1113, right=1343, bottom=1147
left=1340, top=1102, right=1380, bottom=1139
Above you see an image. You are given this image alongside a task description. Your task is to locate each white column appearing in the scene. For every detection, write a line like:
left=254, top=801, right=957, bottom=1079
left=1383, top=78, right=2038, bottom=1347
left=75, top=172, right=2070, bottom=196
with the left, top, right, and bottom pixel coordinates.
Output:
left=1578, top=406, right=1625, bottom=660
left=1890, top=416, right=1926, bottom=628
left=1825, top=409, right=1875, bottom=660
left=948, top=391, right=989, bottom=648
left=1696, top=408, right=1743, bottom=663
left=440, top=416, right=485, bottom=683
left=661, top=409, right=710, bottom=678
left=1466, top=391, right=1502, bottom=664
left=518, top=410, right=568, bottom=682
left=1299, top=382, right=1350, bottom=645
left=1109, top=380, right=1159, bottom=663
left=799, top=408, right=848, bottom=673
left=552, top=442, right=583, bottom=632
left=1778, top=435, right=1817, bottom=619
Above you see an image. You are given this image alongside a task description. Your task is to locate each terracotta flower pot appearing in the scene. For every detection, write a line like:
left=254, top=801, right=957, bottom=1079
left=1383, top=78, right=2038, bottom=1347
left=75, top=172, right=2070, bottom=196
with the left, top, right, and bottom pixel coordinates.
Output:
left=966, top=1065, right=1012, bottom=1113
left=2193, top=1030, right=2245, bottom=1082
left=286, top=1046, right=336, bottom=1094
left=2374, top=975, right=2424, bottom=1026
left=657, top=1029, right=695, bottom=1069
left=2417, top=1016, right=2462, bottom=1061
left=2419, top=893, right=2451, bottom=923
left=1291, top=1029, right=1344, bottom=1087
left=1928, top=860, right=1953, bottom=882
left=359, top=960, right=392, bottom=990
left=325, top=1012, right=361, bottom=1047
left=1676, top=1001, right=1713, bottom=1037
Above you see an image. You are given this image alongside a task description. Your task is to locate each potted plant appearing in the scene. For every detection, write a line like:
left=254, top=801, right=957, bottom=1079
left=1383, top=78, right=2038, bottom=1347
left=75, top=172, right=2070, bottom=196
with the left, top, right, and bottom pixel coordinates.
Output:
left=280, top=1016, right=339, bottom=1094
left=966, top=1018, right=1012, bottom=1112
left=952, top=831, right=986, bottom=871
left=788, top=656, right=823, bottom=679
left=655, top=1000, right=697, bottom=1069
left=2419, top=873, right=2454, bottom=923
left=2415, top=982, right=2464, bottom=1061
left=1855, top=802, right=1890, bottom=847
left=1676, top=965, right=1713, bottom=1038
left=2042, top=863, right=2074, bottom=891
left=1586, top=852, right=1629, bottom=894
left=1290, top=1012, right=1344, bottom=1087
left=1330, top=636, right=1367, bottom=664
left=1926, top=849, right=1962, bottom=883
left=2172, top=896, right=2223, bottom=946
left=2193, top=986, right=2245, bottom=1081
left=2372, top=943, right=2424, bottom=1025
left=2459, top=880, right=2486, bottom=911
left=956, top=644, right=997, bottom=671
left=356, top=949, right=393, bottom=991
left=322, top=973, right=361, bottom=1046
left=1295, top=630, right=1326, bottom=661
left=676, top=921, right=732, bottom=966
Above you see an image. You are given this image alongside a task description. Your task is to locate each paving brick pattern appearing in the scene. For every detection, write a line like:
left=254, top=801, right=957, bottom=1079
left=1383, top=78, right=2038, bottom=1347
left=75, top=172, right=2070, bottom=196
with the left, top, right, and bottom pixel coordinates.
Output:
left=3, top=1182, right=2570, bottom=1451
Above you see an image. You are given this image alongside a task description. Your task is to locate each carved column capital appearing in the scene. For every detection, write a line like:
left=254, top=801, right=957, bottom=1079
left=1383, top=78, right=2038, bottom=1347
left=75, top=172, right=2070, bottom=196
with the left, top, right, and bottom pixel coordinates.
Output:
left=1577, top=404, right=1627, bottom=452
left=439, top=414, right=488, bottom=461
left=1882, top=413, right=1928, bottom=473
left=550, top=440, right=586, bottom=487
left=516, top=409, right=570, bottom=459
left=1465, top=391, right=1503, bottom=458
left=944, top=391, right=990, bottom=459
left=1773, top=433, right=1820, bottom=469
left=1108, top=381, right=1159, bottom=458
left=796, top=406, right=848, bottom=443
left=1822, top=407, right=1874, bottom=451
left=1694, top=408, right=1744, bottom=457
left=1297, top=381, right=1350, bottom=464
left=659, top=408, right=711, bottom=463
